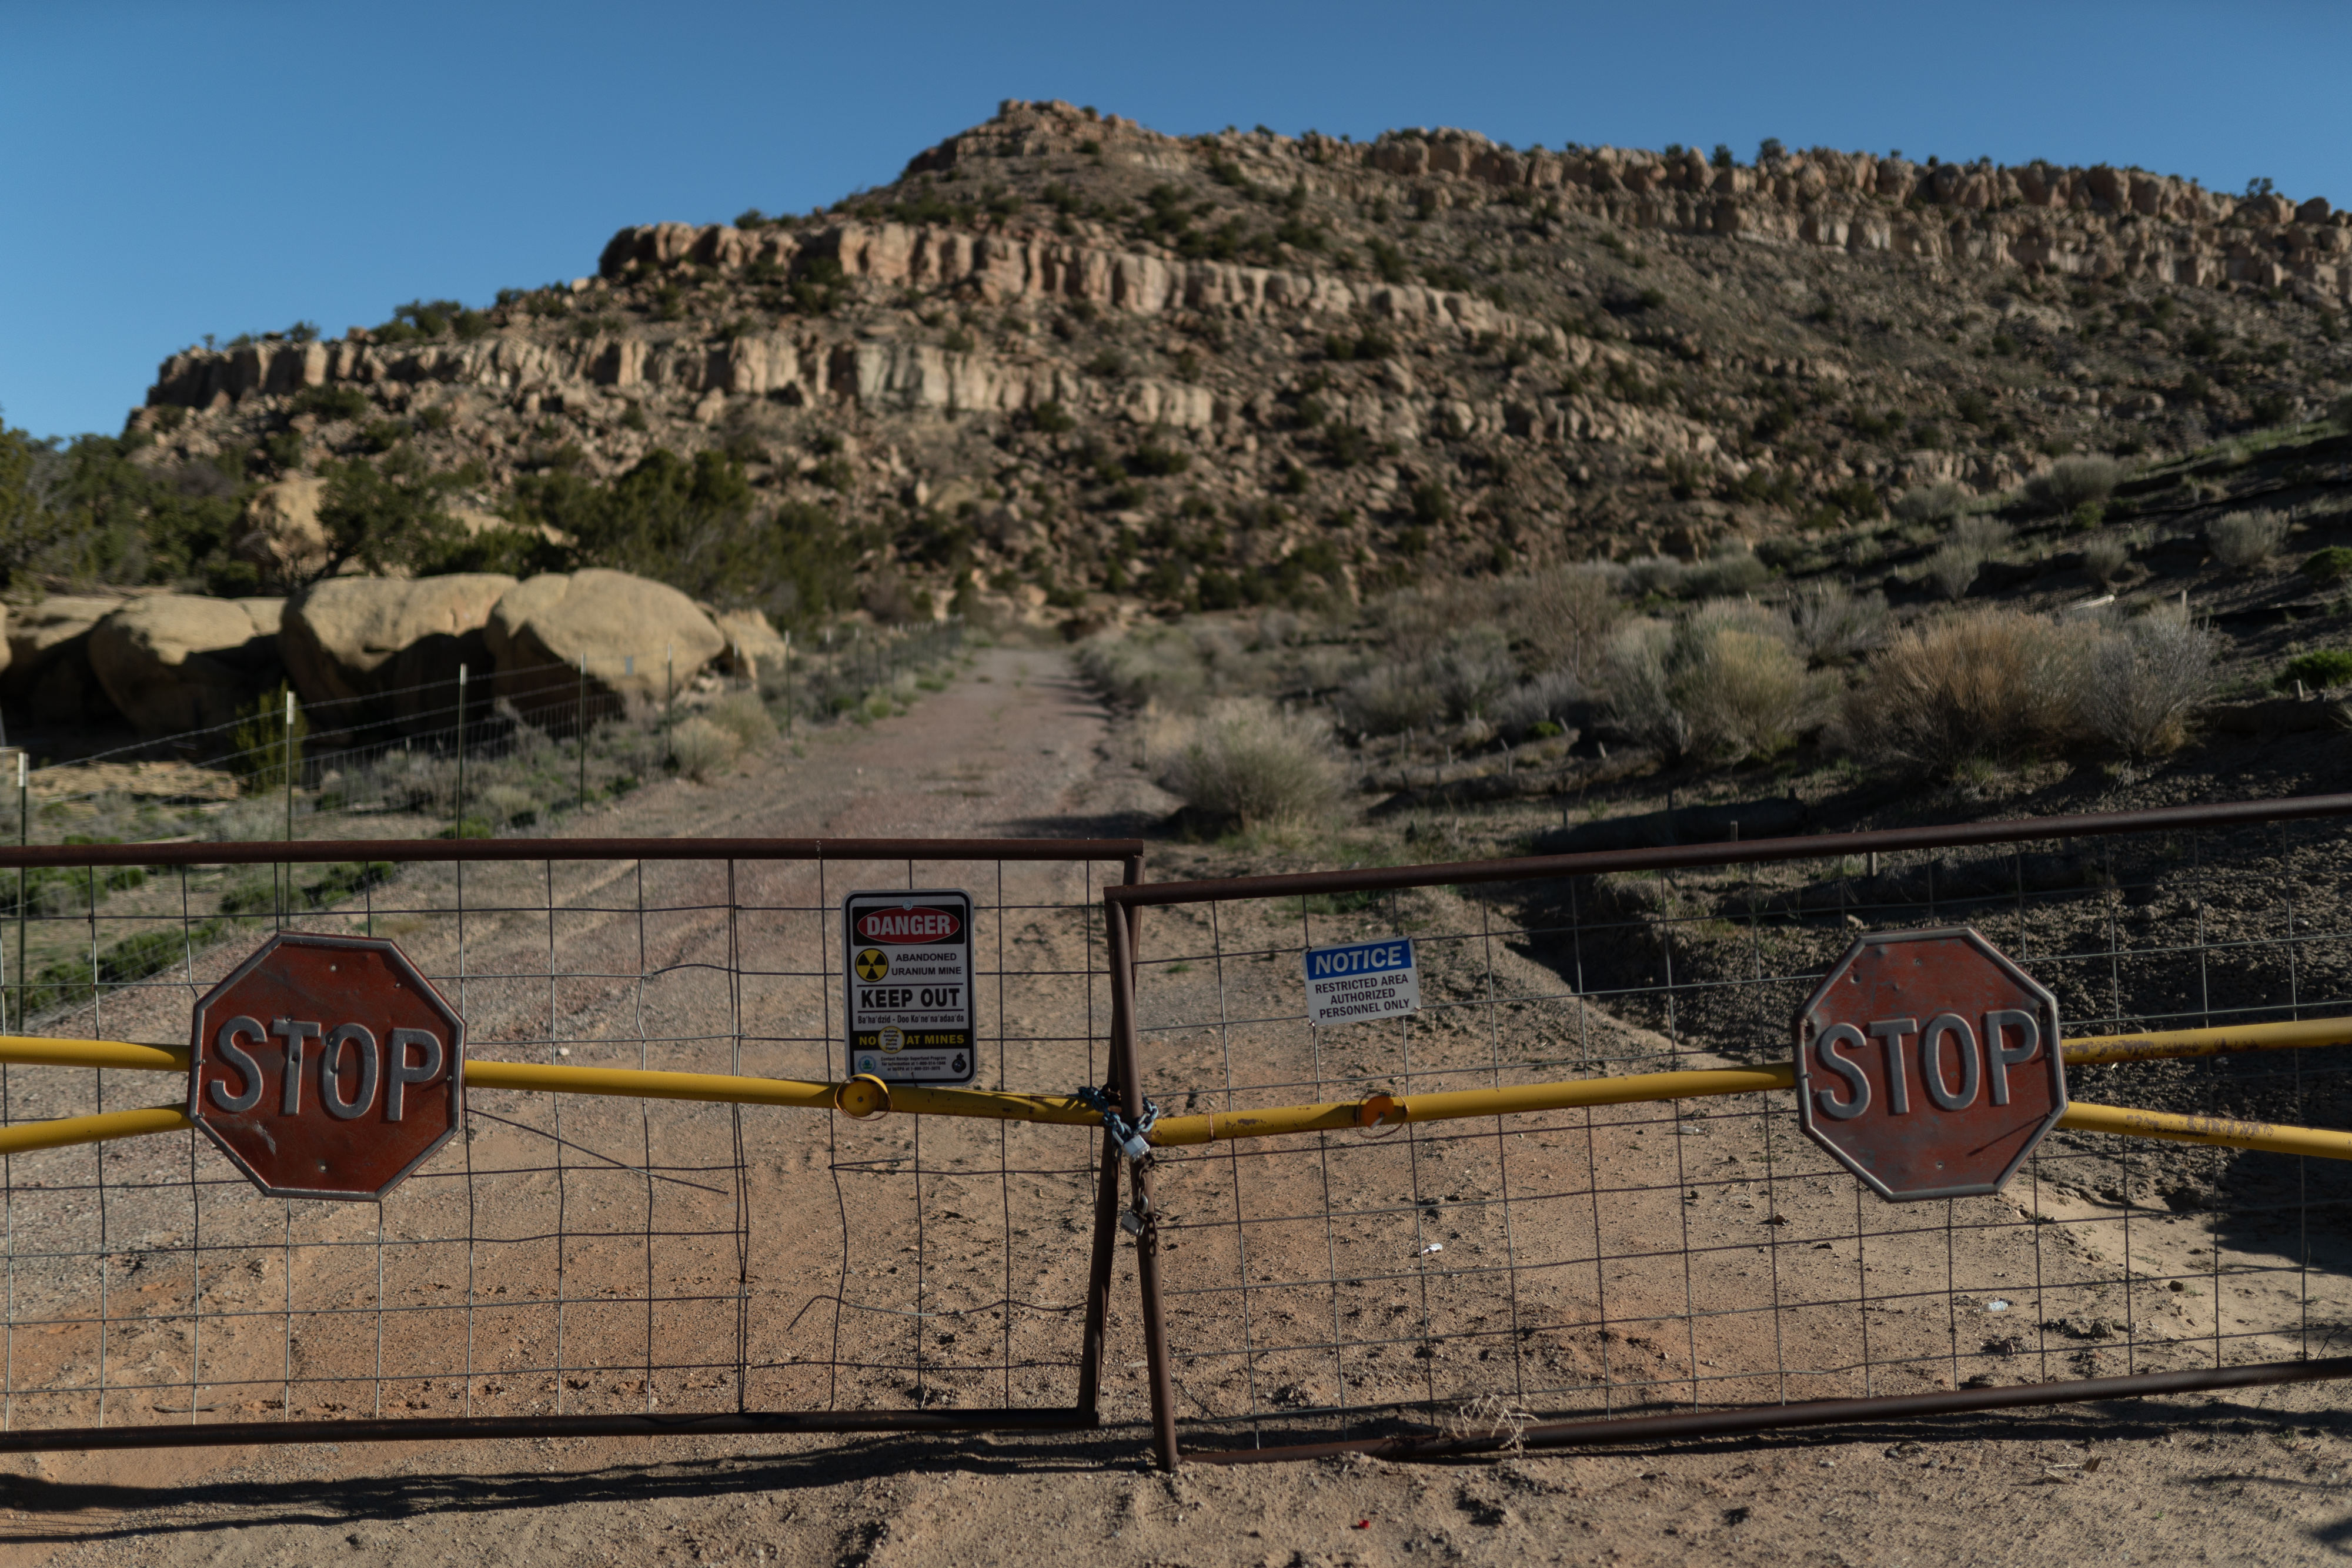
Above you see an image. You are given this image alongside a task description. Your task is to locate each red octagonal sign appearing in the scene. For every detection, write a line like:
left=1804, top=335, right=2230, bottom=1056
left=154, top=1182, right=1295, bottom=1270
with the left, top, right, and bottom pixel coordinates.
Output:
left=189, top=932, right=466, bottom=1201
left=1793, top=927, right=2066, bottom=1202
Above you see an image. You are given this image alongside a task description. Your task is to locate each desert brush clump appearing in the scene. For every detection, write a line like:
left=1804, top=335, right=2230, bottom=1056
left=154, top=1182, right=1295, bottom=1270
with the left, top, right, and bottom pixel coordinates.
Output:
left=704, top=690, right=779, bottom=750
left=1602, top=599, right=1818, bottom=763
left=2207, top=509, right=2288, bottom=569
left=669, top=716, right=741, bottom=782
left=2081, top=534, right=2132, bottom=584
left=1788, top=581, right=1889, bottom=663
left=1842, top=604, right=2217, bottom=775
left=1893, top=482, right=1970, bottom=527
left=1076, top=626, right=1217, bottom=711
left=1924, top=515, right=2014, bottom=600
left=2025, top=456, right=2124, bottom=516
left=2073, top=607, right=2219, bottom=759
left=1840, top=608, right=2084, bottom=776
left=1151, top=697, right=1341, bottom=830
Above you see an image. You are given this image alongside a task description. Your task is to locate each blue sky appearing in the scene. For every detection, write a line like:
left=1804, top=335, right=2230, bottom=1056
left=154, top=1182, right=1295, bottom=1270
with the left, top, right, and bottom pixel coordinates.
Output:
left=5, top=1, right=2346, bottom=440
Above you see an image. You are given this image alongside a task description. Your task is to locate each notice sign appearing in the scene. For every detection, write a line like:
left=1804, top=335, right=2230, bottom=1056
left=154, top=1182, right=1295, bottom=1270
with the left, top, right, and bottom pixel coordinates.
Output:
left=1302, top=937, right=1421, bottom=1029
left=844, top=888, right=977, bottom=1085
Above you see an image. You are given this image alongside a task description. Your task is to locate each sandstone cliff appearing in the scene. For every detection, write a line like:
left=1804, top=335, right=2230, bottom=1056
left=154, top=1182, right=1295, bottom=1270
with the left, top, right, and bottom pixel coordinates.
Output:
left=116, top=99, right=2352, bottom=627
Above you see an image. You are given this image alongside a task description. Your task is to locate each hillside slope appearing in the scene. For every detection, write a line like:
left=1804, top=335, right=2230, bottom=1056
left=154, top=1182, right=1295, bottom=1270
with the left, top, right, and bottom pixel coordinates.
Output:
left=112, top=99, right=2352, bottom=629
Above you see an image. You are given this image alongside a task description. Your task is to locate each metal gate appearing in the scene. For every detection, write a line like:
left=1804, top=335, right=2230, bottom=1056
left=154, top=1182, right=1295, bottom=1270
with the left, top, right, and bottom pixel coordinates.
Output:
left=1103, top=794, right=2352, bottom=1465
left=9, top=794, right=2352, bottom=1467
left=0, top=835, right=1141, bottom=1449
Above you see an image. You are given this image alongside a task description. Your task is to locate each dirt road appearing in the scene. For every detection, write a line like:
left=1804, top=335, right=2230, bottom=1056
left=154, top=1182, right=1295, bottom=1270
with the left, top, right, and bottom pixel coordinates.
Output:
left=2, top=647, right=2349, bottom=1566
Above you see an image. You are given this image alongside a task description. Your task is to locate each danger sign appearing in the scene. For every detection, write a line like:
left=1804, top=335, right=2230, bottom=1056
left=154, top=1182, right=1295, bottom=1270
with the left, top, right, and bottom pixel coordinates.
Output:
left=844, top=888, right=975, bottom=1085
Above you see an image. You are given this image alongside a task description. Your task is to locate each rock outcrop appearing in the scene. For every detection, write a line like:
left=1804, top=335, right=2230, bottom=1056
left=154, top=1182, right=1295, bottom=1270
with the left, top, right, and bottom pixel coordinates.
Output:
left=234, top=476, right=331, bottom=585
left=483, top=570, right=726, bottom=725
left=87, top=597, right=285, bottom=738
left=5, top=597, right=123, bottom=726
left=711, top=609, right=789, bottom=676
left=108, top=99, right=2352, bottom=620
left=280, top=574, right=517, bottom=735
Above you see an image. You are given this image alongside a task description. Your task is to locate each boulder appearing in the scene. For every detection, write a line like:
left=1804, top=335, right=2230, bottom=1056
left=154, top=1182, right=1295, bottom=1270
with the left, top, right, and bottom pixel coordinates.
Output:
left=485, top=570, right=726, bottom=726
left=711, top=609, right=790, bottom=676
left=87, top=596, right=285, bottom=738
left=233, top=476, right=330, bottom=585
left=4, top=596, right=123, bottom=726
left=281, top=574, right=517, bottom=737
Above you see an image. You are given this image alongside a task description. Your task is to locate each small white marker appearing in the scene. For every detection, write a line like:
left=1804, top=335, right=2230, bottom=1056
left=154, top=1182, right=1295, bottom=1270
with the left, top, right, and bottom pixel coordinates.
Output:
left=1986, top=1299, right=2011, bottom=1313
left=1419, top=1243, right=1444, bottom=1256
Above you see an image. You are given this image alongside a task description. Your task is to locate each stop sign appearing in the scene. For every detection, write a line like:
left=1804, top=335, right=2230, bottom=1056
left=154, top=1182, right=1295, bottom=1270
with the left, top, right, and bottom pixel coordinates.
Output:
left=1792, top=927, right=2066, bottom=1202
left=188, top=932, right=465, bottom=1201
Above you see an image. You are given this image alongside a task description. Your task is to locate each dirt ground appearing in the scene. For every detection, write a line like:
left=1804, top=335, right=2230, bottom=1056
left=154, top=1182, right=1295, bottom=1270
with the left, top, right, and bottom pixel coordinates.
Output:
left=1, top=647, right=2350, bottom=1566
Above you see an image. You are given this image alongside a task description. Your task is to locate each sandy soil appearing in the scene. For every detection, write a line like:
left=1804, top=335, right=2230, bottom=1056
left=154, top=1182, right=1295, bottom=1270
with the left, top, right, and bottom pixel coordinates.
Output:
left=0, top=647, right=2348, bottom=1565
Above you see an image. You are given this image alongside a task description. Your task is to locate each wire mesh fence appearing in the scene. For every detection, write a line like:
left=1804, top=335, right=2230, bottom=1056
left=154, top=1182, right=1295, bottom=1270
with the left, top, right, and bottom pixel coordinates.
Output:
left=1107, top=797, right=2352, bottom=1461
left=0, top=834, right=1138, bottom=1445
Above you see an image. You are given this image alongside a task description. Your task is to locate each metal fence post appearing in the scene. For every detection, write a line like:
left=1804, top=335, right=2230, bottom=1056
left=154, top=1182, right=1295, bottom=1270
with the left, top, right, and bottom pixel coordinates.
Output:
left=1105, top=900, right=1179, bottom=1470
left=577, top=654, right=589, bottom=813
left=12, top=751, right=22, bottom=1033
left=455, top=663, right=468, bottom=834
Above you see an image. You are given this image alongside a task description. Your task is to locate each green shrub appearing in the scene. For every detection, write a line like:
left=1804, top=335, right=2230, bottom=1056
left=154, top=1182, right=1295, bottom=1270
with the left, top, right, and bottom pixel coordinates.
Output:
left=1032, top=402, right=1076, bottom=434
left=228, top=682, right=307, bottom=796
left=2278, top=649, right=2352, bottom=691
left=1130, top=443, right=1190, bottom=476
left=290, top=386, right=370, bottom=422
left=2301, top=547, right=2352, bottom=586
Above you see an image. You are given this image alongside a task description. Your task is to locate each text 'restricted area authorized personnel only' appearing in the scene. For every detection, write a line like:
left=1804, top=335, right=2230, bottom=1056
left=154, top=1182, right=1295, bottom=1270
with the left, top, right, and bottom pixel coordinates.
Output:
left=845, top=888, right=977, bottom=1085
left=1302, top=937, right=1422, bottom=1029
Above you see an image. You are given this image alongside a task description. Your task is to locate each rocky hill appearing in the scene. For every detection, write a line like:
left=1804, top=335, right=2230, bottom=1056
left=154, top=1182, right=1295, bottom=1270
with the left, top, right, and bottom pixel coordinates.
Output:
left=113, top=99, right=2352, bottom=631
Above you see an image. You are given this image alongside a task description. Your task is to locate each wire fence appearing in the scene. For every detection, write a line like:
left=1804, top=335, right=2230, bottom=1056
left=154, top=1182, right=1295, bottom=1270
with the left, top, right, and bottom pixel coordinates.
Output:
left=0, top=835, right=1140, bottom=1445
left=8, top=618, right=965, bottom=854
left=4, top=795, right=2352, bottom=1463
left=1104, top=796, right=2352, bottom=1462
left=0, top=621, right=967, bottom=1031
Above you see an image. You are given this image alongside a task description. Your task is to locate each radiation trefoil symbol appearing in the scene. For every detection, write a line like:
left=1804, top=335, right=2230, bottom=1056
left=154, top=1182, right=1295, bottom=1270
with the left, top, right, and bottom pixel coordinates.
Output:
left=854, top=948, right=890, bottom=982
